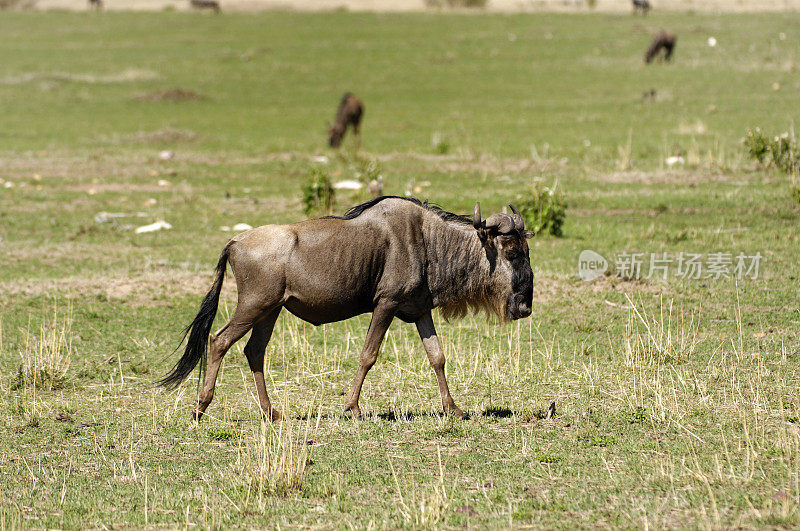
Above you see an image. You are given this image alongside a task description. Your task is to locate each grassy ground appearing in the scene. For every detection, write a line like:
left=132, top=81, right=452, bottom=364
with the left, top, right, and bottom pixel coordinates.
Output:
left=1, top=10, right=799, bottom=529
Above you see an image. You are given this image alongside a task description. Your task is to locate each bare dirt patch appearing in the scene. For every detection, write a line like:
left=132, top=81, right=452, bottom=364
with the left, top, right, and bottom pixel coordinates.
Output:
left=117, top=127, right=201, bottom=145
left=31, top=0, right=800, bottom=12
left=133, top=88, right=209, bottom=102
left=0, top=69, right=158, bottom=85
left=591, top=170, right=744, bottom=185
left=0, top=270, right=238, bottom=306
left=376, top=151, right=565, bottom=175
left=533, top=273, right=674, bottom=305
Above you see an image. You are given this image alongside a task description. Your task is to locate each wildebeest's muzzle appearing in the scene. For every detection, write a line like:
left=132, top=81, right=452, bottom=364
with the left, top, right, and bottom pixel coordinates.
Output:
left=507, top=262, right=533, bottom=320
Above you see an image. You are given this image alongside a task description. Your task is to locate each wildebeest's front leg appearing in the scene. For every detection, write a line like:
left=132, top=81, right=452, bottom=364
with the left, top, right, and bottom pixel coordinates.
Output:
left=344, top=302, right=396, bottom=419
left=416, top=312, right=465, bottom=419
left=353, top=123, right=361, bottom=151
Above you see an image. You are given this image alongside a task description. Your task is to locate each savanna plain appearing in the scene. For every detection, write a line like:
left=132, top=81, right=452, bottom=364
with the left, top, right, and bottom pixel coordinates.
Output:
left=1, top=10, right=799, bottom=528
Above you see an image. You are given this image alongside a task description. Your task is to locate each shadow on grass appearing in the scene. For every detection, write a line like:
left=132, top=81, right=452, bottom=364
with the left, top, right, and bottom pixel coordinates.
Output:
left=482, top=406, right=515, bottom=418
left=295, top=410, right=473, bottom=421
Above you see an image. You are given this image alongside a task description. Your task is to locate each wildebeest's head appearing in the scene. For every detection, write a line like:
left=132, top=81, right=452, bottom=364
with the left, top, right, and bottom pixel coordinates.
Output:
left=328, top=124, right=345, bottom=148
left=473, top=203, right=534, bottom=321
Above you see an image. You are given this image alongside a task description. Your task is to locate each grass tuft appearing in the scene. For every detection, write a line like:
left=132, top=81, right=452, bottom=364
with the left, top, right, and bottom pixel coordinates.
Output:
left=11, top=307, right=72, bottom=391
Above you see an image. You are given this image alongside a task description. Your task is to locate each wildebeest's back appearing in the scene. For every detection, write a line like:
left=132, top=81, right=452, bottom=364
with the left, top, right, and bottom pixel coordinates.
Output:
left=231, top=199, right=429, bottom=325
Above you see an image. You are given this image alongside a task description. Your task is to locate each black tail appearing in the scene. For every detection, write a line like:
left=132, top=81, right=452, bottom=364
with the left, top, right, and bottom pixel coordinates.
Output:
left=158, top=242, right=231, bottom=390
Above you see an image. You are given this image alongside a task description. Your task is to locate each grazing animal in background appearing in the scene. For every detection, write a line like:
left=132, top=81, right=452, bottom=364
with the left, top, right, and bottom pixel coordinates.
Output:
left=190, top=0, right=220, bottom=12
left=328, top=93, right=364, bottom=149
left=645, top=31, right=676, bottom=63
left=159, top=196, right=534, bottom=421
left=632, top=0, right=650, bottom=14
left=88, top=0, right=103, bottom=10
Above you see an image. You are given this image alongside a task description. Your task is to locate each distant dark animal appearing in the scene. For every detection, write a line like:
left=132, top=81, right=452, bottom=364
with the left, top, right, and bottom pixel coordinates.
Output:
left=190, top=0, right=220, bottom=12
left=88, top=0, right=103, bottom=10
left=159, top=196, right=534, bottom=422
left=642, top=88, right=657, bottom=101
left=645, top=31, right=676, bottom=63
left=632, top=0, right=650, bottom=14
left=328, top=93, right=363, bottom=149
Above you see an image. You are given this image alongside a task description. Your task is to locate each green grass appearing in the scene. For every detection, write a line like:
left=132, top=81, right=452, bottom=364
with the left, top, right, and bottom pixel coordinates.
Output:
left=1, top=10, right=799, bottom=528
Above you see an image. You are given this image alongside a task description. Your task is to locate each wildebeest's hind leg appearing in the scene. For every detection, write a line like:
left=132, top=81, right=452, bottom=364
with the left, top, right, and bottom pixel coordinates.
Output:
left=344, top=302, right=396, bottom=419
left=194, top=305, right=264, bottom=420
left=416, top=312, right=465, bottom=419
left=243, top=308, right=282, bottom=422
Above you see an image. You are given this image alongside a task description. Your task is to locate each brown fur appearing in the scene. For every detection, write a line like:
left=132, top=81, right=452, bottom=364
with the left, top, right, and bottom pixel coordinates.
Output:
left=632, top=0, right=650, bottom=14
left=645, top=31, right=676, bottom=63
left=160, top=197, right=533, bottom=422
left=328, top=93, right=363, bottom=148
left=189, top=0, right=220, bottom=12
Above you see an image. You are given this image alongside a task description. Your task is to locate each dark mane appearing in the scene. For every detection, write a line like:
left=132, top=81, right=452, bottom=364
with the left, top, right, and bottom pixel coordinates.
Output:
left=322, top=196, right=473, bottom=226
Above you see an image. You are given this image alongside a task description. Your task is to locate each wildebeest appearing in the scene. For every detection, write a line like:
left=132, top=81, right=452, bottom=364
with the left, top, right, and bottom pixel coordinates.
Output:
left=88, top=0, right=103, bottom=10
left=159, top=196, right=534, bottom=421
left=328, top=93, right=363, bottom=149
left=632, top=0, right=650, bottom=14
left=644, top=31, right=676, bottom=63
left=189, top=0, right=220, bottom=12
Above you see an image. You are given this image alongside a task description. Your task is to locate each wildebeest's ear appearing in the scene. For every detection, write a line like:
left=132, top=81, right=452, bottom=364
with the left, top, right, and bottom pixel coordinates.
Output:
left=523, top=230, right=535, bottom=239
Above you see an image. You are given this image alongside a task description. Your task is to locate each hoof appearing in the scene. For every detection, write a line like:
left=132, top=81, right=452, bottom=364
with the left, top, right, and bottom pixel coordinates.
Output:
left=191, top=410, right=204, bottom=422
left=259, top=408, right=282, bottom=422
left=446, top=407, right=468, bottom=420
left=344, top=405, right=362, bottom=420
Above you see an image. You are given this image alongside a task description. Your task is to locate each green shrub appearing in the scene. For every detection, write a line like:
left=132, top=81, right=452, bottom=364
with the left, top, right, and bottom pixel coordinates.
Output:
left=301, top=167, right=335, bottom=217
left=744, top=127, right=799, bottom=175
left=585, top=434, right=614, bottom=447
left=515, top=182, right=567, bottom=237
left=355, top=157, right=383, bottom=186
left=207, top=427, right=240, bottom=442
left=630, top=406, right=649, bottom=424
left=431, top=132, right=450, bottom=154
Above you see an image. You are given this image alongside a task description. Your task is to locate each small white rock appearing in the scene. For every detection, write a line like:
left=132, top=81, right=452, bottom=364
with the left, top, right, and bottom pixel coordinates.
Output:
left=312, top=155, right=329, bottom=164
left=665, top=156, right=685, bottom=166
left=333, top=180, right=363, bottom=190
left=707, top=37, right=717, bottom=47
left=134, top=220, right=172, bottom=234
left=232, top=223, right=253, bottom=231
left=158, top=150, right=174, bottom=161
left=157, top=179, right=171, bottom=187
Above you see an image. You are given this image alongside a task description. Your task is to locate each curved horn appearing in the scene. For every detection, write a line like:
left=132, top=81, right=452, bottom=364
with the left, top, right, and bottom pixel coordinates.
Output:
left=473, top=202, right=482, bottom=229
left=483, top=213, right=515, bottom=234
left=508, top=204, right=524, bottom=230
